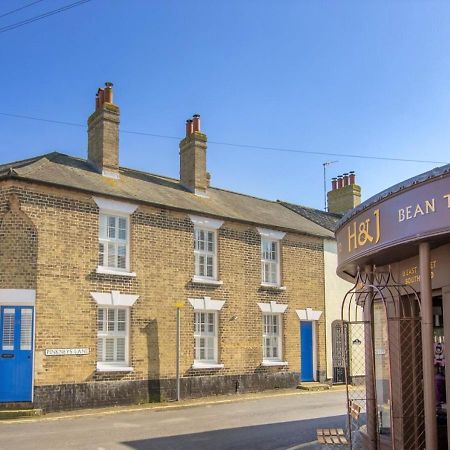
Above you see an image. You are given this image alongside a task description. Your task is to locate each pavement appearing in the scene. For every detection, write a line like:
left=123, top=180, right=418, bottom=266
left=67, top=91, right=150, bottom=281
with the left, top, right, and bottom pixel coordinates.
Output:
left=0, top=388, right=348, bottom=450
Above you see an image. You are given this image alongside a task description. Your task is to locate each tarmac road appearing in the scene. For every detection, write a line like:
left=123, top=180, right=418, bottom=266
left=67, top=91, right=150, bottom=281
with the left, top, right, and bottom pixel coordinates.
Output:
left=0, top=389, right=347, bottom=450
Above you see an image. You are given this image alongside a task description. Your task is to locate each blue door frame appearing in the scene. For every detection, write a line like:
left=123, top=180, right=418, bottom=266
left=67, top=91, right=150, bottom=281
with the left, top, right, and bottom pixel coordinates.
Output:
left=300, top=321, right=314, bottom=382
left=0, top=306, right=34, bottom=402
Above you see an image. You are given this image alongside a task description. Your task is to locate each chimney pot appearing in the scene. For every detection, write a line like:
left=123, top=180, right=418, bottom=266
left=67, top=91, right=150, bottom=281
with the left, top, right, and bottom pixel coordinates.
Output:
left=331, top=177, right=337, bottom=191
left=104, top=82, right=113, bottom=104
left=192, top=114, right=201, bottom=133
left=343, top=173, right=349, bottom=187
left=349, top=171, right=356, bottom=184
left=185, top=119, right=193, bottom=137
left=337, top=175, right=343, bottom=189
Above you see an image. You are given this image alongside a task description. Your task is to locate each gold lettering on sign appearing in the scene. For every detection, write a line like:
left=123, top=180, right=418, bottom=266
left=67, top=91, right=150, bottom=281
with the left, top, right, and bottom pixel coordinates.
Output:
left=444, top=194, right=450, bottom=208
left=348, top=209, right=380, bottom=252
left=398, top=198, right=436, bottom=222
left=402, top=259, right=437, bottom=285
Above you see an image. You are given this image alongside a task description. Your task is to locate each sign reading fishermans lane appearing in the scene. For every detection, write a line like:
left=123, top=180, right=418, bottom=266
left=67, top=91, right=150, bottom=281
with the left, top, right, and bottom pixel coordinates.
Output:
left=336, top=175, right=450, bottom=269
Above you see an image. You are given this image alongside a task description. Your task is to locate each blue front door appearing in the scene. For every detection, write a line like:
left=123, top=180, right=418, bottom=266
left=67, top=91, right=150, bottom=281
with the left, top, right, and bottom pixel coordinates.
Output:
left=0, top=306, right=34, bottom=402
left=300, top=321, right=314, bottom=382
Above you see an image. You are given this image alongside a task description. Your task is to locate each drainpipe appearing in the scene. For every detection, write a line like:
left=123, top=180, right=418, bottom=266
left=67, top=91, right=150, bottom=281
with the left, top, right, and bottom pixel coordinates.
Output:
left=419, top=242, right=438, bottom=450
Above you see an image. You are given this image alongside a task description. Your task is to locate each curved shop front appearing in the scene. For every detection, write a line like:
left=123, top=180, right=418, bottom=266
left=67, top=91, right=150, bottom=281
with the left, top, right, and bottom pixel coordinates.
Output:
left=335, top=164, right=450, bottom=450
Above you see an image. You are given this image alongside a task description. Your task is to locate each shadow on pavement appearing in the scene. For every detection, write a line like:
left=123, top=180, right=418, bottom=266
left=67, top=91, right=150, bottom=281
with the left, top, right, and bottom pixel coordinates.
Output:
left=121, top=414, right=347, bottom=450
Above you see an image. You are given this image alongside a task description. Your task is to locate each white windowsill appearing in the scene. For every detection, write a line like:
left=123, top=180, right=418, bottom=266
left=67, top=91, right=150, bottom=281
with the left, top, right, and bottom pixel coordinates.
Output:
left=260, top=283, right=286, bottom=291
left=192, top=362, right=224, bottom=370
left=96, top=363, right=134, bottom=372
left=192, top=276, right=223, bottom=286
left=261, top=360, right=288, bottom=367
left=96, top=267, right=136, bottom=277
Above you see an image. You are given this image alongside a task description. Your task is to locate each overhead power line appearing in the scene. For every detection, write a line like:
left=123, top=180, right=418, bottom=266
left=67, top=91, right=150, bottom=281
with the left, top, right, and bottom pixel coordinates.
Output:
left=0, top=0, right=46, bottom=20
left=0, top=111, right=447, bottom=165
left=0, top=0, right=92, bottom=34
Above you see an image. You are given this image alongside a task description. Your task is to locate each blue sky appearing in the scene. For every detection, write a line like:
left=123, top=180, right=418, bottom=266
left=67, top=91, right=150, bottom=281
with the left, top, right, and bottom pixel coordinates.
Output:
left=1, top=0, right=450, bottom=210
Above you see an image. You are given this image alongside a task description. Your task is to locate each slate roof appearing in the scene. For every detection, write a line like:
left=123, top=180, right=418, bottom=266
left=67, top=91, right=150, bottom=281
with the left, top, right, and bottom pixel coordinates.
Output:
left=0, top=152, right=334, bottom=238
left=279, top=201, right=342, bottom=232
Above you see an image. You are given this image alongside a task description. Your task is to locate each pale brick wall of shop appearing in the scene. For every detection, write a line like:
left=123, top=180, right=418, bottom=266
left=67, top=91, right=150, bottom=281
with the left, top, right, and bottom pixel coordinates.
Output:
left=0, top=179, right=326, bottom=408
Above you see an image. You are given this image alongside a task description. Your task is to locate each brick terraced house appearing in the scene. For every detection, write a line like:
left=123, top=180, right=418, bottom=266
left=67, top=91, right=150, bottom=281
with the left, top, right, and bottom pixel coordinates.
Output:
left=0, top=84, right=335, bottom=411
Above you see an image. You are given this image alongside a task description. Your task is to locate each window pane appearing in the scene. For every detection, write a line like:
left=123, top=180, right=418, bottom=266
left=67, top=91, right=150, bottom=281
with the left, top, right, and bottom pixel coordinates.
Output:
left=198, top=255, right=205, bottom=277
left=107, top=309, right=115, bottom=332
left=118, top=217, right=127, bottom=240
left=105, top=338, right=115, bottom=361
left=107, top=216, right=116, bottom=239
left=98, top=308, right=104, bottom=332
left=2, top=308, right=15, bottom=350
left=107, top=242, right=117, bottom=268
left=117, top=309, right=126, bottom=331
left=20, top=308, right=33, bottom=351
left=97, top=337, right=104, bottom=361
left=207, top=232, right=214, bottom=252
left=117, top=245, right=126, bottom=269
left=206, top=256, right=214, bottom=277
left=99, top=243, right=105, bottom=266
left=116, top=337, right=126, bottom=361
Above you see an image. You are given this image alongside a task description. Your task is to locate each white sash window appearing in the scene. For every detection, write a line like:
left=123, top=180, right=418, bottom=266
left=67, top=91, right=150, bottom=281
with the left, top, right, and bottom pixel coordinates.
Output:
left=194, top=312, right=217, bottom=363
left=97, top=307, right=128, bottom=365
left=194, top=228, right=216, bottom=279
left=99, top=214, right=128, bottom=270
left=257, top=228, right=285, bottom=288
left=263, top=314, right=281, bottom=361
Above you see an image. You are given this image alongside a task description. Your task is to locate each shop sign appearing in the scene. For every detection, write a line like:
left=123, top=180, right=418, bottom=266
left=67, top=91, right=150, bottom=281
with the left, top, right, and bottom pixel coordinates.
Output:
left=45, top=348, right=89, bottom=356
left=336, top=176, right=450, bottom=268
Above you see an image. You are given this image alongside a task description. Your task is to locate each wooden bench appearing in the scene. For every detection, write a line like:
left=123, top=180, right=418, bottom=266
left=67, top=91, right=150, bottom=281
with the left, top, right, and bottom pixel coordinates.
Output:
left=316, top=401, right=361, bottom=448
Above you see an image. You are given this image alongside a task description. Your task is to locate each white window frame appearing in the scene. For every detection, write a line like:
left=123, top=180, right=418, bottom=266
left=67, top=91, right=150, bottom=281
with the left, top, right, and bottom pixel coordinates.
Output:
left=257, top=301, right=288, bottom=366
left=261, top=238, right=280, bottom=286
left=91, top=290, right=139, bottom=372
left=193, top=227, right=218, bottom=281
left=189, top=297, right=225, bottom=369
left=189, top=216, right=224, bottom=284
left=94, top=197, right=138, bottom=277
left=194, top=311, right=218, bottom=365
left=97, top=306, right=130, bottom=370
left=257, top=228, right=286, bottom=288
left=263, top=313, right=282, bottom=362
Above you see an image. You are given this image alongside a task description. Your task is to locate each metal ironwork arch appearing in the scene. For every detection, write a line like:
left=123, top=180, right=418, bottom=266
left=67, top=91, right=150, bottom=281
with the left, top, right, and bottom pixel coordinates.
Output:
left=340, top=267, right=424, bottom=450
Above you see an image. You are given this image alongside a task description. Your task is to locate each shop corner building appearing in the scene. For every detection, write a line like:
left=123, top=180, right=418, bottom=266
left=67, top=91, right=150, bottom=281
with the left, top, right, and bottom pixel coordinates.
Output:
left=0, top=83, right=339, bottom=411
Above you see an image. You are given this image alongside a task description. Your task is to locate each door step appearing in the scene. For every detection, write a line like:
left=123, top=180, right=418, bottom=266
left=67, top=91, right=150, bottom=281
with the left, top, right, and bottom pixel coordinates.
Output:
left=0, top=408, right=42, bottom=420
left=297, top=382, right=331, bottom=391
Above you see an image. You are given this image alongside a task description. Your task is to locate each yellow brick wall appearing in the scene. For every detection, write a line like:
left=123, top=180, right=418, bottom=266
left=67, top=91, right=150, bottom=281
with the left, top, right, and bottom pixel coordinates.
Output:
left=0, top=180, right=326, bottom=387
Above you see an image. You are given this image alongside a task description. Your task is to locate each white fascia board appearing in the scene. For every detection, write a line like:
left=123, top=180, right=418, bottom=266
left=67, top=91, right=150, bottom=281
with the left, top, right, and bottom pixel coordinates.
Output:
left=189, top=215, right=224, bottom=230
left=256, top=228, right=286, bottom=241
left=91, top=290, right=139, bottom=307
left=93, top=196, right=138, bottom=215
left=188, top=297, right=225, bottom=311
left=0, top=289, right=36, bottom=306
left=296, top=308, right=323, bottom=321
left=257, top=301, right=288, bottom=314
